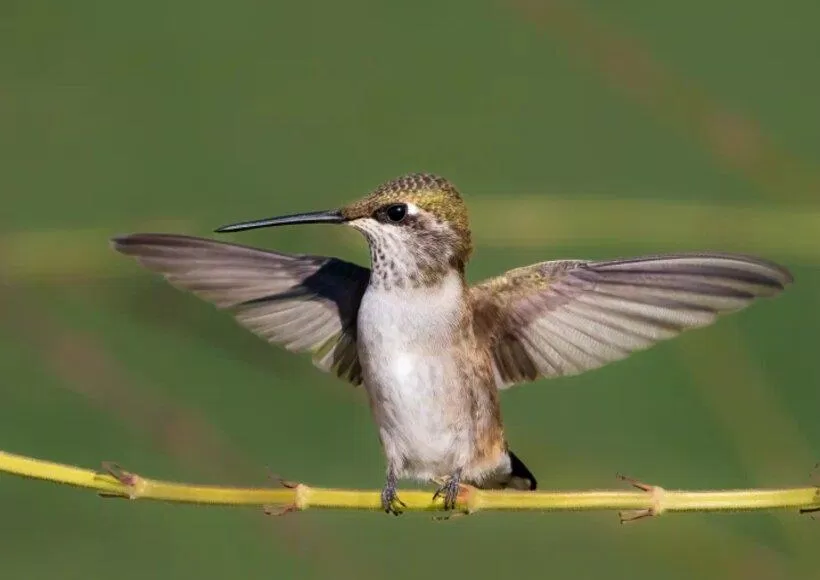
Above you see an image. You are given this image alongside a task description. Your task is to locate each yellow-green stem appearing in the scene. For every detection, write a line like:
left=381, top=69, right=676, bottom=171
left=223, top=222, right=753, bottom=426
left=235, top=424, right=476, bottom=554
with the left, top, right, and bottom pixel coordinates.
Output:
left=2, top=451, right=818, bottom=516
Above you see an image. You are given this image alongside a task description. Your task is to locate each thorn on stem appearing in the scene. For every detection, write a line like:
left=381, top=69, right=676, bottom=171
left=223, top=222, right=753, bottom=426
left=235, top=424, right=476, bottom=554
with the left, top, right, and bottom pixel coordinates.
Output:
left=616, top=473, right=653, bottom=492
left=616, top=473, right=666, bottom=524
left=96, top=461, right=144, bottom=500
left=262, top=467, right=302, bottom=515
left=264, top=504, right=299, bottom=517
left=619, top=509, right=655, bottom=523
left=265, top=467, right=299, bottom=489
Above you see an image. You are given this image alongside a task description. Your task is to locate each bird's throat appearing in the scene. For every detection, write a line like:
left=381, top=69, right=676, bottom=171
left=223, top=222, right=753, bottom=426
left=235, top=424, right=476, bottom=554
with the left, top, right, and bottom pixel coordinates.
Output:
left=367, top=244, right=466, bottom=291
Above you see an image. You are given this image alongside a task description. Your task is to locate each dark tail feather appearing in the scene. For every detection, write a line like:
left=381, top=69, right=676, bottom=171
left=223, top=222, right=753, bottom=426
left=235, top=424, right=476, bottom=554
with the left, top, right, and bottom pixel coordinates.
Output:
left=507, top=451, right=537, bottom=490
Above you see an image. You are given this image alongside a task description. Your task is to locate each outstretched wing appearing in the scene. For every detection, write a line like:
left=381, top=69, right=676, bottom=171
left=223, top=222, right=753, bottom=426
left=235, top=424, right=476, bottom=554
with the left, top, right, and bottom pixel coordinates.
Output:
left=470, top=253, right=792, bottom=388
left=112, top=233, right=370, bottom=385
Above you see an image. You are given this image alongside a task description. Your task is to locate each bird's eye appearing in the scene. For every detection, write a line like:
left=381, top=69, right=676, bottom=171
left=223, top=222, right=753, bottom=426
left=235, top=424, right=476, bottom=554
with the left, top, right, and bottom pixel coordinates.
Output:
left=385, top=204, right=407, bottom=223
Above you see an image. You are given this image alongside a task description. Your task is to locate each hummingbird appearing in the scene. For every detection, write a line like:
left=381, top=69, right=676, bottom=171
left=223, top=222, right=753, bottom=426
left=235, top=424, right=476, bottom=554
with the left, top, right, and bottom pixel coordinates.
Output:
left=112, top=173, right=792, bottom=514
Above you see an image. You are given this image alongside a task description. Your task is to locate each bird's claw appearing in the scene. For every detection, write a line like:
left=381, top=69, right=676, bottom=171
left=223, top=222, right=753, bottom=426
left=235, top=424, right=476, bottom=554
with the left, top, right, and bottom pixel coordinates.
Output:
left=381, top=485, right=406, bottom=515
left=432, top=475, right=462, bottom=511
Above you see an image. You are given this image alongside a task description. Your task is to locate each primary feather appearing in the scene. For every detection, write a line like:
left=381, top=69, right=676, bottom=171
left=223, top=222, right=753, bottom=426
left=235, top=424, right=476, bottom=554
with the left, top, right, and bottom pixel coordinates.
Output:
left=111, top=233, right=370, bottom=385
left=470, top=253, right=792, bottom=388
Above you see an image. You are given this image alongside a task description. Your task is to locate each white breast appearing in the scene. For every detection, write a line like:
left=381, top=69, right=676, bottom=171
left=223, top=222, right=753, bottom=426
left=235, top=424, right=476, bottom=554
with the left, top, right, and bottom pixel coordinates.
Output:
left=359, top=271, right=463, bottom=348
left=357, top=272, right=473, bottom=479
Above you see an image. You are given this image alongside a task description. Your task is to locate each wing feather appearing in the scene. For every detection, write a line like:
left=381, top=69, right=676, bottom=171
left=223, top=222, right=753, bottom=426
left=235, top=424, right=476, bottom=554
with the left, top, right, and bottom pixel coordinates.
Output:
left=471, top=253, right=792, bottom=388
left=112, top=233, right=370, bottom=385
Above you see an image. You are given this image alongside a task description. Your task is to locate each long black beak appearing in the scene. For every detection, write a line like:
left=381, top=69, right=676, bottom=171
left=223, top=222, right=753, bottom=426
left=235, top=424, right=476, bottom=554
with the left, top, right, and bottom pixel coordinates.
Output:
left=214, top=209, right=346, bottom=233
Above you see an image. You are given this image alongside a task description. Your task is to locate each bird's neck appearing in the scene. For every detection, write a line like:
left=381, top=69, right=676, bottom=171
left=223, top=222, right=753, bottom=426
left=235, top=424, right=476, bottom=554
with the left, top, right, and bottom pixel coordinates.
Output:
left=367, top=244, right=467, bottom=292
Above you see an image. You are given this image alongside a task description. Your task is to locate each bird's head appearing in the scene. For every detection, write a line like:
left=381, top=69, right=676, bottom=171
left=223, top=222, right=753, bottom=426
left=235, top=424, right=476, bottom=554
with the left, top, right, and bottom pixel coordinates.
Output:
left=216, top=173, right=473, bottom=283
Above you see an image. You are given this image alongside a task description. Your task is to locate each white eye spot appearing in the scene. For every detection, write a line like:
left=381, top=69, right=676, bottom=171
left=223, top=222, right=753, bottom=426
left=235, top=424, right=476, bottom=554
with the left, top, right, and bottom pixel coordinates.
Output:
left=406, top=203, right=420, bottom=216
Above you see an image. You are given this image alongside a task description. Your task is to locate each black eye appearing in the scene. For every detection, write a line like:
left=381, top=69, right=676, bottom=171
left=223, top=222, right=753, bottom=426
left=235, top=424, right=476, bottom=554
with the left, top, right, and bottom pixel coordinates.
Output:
left=385, top=204, right=407, bottom=223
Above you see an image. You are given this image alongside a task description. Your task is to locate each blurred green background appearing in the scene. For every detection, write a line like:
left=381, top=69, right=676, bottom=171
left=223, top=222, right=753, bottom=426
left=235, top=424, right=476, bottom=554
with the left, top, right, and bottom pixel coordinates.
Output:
left=2, top=1, right=819, bottom=578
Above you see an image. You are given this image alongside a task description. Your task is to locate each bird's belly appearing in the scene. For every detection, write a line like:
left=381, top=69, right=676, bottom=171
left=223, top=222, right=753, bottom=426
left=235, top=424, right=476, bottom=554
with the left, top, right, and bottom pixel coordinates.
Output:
left=364, top=351, right=472, bottom=479
left=357, top=277, right=480, bottom=480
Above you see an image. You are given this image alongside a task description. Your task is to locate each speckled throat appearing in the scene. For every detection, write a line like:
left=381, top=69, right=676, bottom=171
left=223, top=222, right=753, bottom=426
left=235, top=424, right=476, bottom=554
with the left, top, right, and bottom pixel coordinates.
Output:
left=352, top=216, right=466, bottom=290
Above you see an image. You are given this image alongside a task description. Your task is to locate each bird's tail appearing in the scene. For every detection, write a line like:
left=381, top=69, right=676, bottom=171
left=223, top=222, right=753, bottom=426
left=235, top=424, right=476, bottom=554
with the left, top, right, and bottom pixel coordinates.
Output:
left=505, top=451, right=537, bottom=490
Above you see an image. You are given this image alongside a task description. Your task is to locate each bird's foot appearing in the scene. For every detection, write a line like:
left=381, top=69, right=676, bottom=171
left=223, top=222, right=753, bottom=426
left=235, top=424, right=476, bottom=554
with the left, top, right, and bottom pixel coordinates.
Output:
left=381, top=475, right=406, bottom=516
left=432, top=472, right=463, bottom=511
